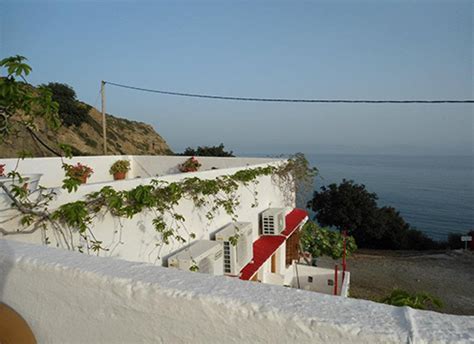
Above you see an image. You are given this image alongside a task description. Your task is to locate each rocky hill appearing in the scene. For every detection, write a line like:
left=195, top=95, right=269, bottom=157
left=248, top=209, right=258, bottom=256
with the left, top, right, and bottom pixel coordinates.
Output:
left=0, top=106, right=172, bottom=158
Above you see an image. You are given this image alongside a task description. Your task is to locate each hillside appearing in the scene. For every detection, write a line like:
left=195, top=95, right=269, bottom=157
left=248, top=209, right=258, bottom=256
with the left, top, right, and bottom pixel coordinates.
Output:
left=0, top=105, right=172, bottom=158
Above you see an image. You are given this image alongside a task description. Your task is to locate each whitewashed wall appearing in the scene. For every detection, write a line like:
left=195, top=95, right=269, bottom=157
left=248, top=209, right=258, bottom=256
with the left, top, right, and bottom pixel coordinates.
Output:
left=1, top=239, right=472, bottom=344
left=0, top=155, right=278, bottom=187
left=0, top=156, right=290, bottom=266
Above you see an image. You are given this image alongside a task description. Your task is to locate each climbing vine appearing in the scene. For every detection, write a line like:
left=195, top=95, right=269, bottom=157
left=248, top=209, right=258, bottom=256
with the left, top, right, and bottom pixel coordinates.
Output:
left=0, top=156, right=317, bottom=256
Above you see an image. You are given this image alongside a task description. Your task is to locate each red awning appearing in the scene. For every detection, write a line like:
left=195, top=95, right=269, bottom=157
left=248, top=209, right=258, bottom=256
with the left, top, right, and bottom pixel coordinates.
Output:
left=239, top=235, right=285, bottom=281
left=280, top=208, right=308, bottom=238
left=239, top=208, right=308, bottom=281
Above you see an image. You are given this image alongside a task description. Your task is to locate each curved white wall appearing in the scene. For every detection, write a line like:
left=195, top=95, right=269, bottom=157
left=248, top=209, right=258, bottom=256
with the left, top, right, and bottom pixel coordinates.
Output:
left=0, top=239, right=472, bottom=344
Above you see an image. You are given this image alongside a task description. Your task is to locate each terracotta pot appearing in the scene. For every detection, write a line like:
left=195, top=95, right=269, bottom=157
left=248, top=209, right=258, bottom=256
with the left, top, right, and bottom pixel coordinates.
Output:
left=113, top=171, right=127, bottom=180
left=79, top=175, right=88, bottom=184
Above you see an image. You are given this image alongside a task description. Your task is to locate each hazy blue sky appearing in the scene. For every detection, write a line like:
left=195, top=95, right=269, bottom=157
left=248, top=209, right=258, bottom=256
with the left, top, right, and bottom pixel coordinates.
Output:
left=2, top=0, right=472, bottom=155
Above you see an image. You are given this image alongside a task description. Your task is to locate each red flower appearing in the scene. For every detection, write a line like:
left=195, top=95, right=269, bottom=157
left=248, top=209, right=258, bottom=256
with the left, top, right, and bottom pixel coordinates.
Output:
left=0, top=164, right=5, bottom=177
left=179, top=157, right=201, bottom=173
left=64, top=163, right=94, bottom=180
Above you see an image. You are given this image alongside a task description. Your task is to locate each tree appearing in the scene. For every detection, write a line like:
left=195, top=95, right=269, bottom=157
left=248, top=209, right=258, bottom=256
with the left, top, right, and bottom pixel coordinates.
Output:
left=42, top=82, right=90, bottom=127
left=308, top=179, right=379, bottom=237
left=300, top=221, right=357, bottom=260
left=0, top=55, right=59, bottom=141
left=181, top=143, right=234, bottom=157
left=308, top=179, right=437, bottom=250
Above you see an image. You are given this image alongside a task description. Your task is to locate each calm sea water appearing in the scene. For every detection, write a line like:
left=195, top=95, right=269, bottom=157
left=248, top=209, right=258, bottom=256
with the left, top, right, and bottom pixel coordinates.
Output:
left=305, top=154, right=474, bottom=241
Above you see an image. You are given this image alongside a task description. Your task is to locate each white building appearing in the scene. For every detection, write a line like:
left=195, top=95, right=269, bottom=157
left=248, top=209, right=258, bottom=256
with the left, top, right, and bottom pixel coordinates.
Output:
left=0, top=154, right=348, bottom=295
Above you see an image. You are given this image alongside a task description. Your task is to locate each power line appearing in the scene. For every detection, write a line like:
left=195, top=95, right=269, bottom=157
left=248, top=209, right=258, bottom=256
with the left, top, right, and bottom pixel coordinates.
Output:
left=104, top=81, right=474, bottom=104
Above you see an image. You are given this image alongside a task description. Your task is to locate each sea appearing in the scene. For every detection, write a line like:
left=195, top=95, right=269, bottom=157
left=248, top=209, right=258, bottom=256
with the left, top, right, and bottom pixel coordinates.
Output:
left=254, top=153, right=474, bottom=242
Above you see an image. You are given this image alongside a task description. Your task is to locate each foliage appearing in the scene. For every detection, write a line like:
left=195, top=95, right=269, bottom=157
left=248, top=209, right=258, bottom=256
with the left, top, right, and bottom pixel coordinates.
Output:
left=109, top=160, right=131, bottom=175
left=62, top=163, right=93, bottom=192
left=179, top=157, right=202, bottom=172
left=181, top=143, right=234, bottom=157
left=300, top=221, right=357, bottom=260
left=308, top=179, right=438, bottom=250
left=42, top=82, right=89, bottom=127
left=1, top=152, right=317, bottom=256
left=381, top=289, right=443, bottom=310
left=0, top=55, right=60, bottom=141
left=274, top=153, right=318, bottom=206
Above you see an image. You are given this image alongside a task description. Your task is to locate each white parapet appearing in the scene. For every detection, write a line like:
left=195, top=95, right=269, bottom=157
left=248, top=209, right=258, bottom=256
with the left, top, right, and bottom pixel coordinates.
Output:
left=0, top=239, right=473, bottom=343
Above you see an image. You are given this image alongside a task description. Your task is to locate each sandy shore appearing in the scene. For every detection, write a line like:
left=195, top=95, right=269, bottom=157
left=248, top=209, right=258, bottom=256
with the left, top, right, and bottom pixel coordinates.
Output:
left=318, top=249, right=474, bottom=315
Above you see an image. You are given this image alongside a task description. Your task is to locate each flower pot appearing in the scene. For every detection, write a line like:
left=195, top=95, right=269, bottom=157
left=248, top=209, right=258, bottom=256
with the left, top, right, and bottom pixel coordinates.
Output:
left=79, top=175, right=88, bottom=184
left=113, top=172, right=127, bottom=180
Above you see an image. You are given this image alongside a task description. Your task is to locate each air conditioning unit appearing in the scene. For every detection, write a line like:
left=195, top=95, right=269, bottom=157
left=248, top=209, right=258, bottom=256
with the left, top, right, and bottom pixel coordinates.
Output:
left=261, top=208, right=286, bottom=235
left=215, top=222, right=253, bottom=275
left=167, top=240, right=224, bottom=276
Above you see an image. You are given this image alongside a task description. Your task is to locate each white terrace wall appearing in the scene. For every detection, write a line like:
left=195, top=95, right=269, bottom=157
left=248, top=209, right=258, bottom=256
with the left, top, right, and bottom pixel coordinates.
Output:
left=1, top=240, right=472, bottom=344
left=0, top=155, right=278, bottom=187
left=0, top=156, right=291, bottom=266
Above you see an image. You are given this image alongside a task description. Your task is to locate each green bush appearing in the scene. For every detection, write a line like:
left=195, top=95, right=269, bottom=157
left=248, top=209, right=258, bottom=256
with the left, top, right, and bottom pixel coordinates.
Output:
left=181, top=143, right=234, bottom=157
left=308, top=179, right=439, bottom=250
left=42, top=82, right=89, bottom=127
left=381, top=289, right=443, bottom=310
left=300, top=221, right=357, bottom=260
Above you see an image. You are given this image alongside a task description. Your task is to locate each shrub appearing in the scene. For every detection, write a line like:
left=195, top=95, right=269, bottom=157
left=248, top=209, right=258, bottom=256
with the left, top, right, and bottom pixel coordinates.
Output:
left=308, top=180, right=439, bottom=250
left=181, top=143, right=234, bottom=157
left=381, top=289, right=443, bottom=310
left=43, top=82, right=89, bottom=127
left=300, top=221, right=357, bottom=260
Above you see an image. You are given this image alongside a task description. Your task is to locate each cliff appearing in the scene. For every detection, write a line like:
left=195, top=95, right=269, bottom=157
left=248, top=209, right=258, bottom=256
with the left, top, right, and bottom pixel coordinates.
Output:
left=0, top=105, right=172, bottom=158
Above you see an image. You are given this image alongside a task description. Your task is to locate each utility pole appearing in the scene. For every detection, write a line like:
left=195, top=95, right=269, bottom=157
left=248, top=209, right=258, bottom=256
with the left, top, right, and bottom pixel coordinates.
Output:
left=101, top=80, right=107, bottom=155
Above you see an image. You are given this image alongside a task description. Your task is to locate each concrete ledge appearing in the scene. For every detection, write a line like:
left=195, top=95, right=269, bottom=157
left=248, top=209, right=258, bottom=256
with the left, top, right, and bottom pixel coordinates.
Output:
left=0, top=239, right=472, bottom=343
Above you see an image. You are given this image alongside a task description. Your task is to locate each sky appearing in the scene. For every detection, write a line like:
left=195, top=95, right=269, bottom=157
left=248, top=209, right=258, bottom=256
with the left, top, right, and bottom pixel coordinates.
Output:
left=1, top=0, right=472, bottom=155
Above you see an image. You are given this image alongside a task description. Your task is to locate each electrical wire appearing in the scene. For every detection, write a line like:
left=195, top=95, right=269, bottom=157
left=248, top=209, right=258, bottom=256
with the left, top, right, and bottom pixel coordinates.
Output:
left=104, top=81, right=474, bottom=104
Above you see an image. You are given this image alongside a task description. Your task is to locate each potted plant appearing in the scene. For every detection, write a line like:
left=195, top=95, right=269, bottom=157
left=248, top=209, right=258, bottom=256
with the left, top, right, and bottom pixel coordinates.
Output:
left=179, top=157, right=201, bottom=173
left=109, top=160, right=131, bottom=180
left=64, top=163, right=94, bottom=184
left=0, top=164, right=5, bottom=177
